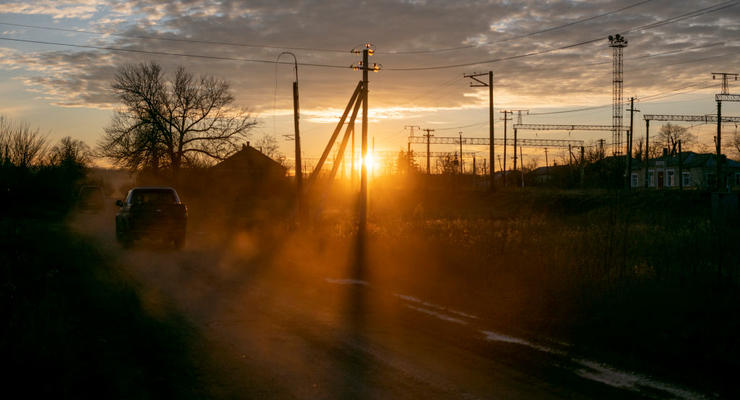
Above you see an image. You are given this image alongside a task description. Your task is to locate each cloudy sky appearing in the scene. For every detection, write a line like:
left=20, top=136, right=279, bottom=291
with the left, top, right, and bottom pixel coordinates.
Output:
left=0, top=0, right=739, bottom=166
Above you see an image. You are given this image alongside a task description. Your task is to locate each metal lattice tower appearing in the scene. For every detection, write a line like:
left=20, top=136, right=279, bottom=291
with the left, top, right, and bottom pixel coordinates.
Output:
left=712, top=72, right=738, bottom=95
left=609, top=34, right=627, bottom=156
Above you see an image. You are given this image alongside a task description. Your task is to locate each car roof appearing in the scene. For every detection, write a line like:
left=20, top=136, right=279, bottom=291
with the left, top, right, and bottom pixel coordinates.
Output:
left=131, top=186, right=176, bottom=190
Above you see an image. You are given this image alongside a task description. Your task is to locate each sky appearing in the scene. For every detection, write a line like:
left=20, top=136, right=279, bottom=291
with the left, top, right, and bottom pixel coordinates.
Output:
left=0, top=0, right=739, bottom=169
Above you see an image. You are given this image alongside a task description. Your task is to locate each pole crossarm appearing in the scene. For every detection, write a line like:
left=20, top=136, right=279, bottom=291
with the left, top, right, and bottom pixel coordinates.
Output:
left=408, top=136, right=582, bottom=148
left=644, top=114, right=740, bottom=123
left=716, top=94, right=740, bottom=102
left=378, top=150, right=479, bottom=157
left=513, top=124, right=627, bottom=132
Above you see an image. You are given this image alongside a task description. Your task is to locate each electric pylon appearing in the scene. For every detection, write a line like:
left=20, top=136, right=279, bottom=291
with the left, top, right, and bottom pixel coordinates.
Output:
left=609, top=34, right=627, bottom=156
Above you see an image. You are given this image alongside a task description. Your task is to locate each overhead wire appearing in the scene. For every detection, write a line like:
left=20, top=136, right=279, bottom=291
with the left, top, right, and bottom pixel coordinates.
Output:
left=0, top=1, right=733, bottom=73
left=0, top=36, right=352, bottom=69
left=0, top=0, right=654, bottom=56
left=0, top=21, right=349, bottom=54
left=377, top=0, right=656, bottom=54
left=383, top=0, right=737, bottom=71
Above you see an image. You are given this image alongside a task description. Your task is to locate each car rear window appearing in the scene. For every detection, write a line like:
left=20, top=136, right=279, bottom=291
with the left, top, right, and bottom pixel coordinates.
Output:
left=131, top=189, right=177, bottom=205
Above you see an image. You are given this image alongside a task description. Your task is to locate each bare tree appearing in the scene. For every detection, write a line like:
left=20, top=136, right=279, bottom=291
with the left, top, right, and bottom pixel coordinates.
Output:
left=99, top=63, right=256, bottom=176
left=395, top=150, right=418, bottom=175
left=732, top=129, right=740, bottom=158
left=585, top=141, right=606, bottom=163
left=633, top=137, right=644, bottom=161
left=0, top=116, right=47, bottom=167
left=254, top=134, right=283, bottom=161
left=436, top=153, right=459, bottom=175
left=655, top=123, right=695, bottom=154
left=49, top=136, right=91, bottom=167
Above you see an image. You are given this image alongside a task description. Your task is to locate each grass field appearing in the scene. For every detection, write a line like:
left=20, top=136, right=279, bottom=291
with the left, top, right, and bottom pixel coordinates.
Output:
left=273, top=182, right=740, bottom=395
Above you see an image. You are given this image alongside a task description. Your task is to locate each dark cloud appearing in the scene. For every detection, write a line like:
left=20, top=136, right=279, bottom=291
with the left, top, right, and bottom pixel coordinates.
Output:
left=4, top=0, right=740, bottom=115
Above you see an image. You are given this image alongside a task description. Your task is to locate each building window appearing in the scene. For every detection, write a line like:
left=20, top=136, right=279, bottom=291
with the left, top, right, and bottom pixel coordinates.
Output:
left=648, top=170, right=655, bottom=187
left=706, top=173, right=716, bottom=187
left=666, top=170, right=675, bottom=187
left=682, top=172, right=691, bottom=186
left=631, top=173, right=638, bottom=188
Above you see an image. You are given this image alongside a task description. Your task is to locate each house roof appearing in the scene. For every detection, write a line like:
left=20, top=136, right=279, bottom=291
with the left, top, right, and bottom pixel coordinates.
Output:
left=211, top=143, right=286, bottom=175
left=633, top=152, right=740, bottom=169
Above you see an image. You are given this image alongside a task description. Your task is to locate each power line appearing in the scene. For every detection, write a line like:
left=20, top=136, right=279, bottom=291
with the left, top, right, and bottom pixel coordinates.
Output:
left=384, top=0, right=737, bottom=71
left=0, top=21, right=349, bottom=54
left=377, top=0, right=656, bottom=54
left=0, top=36, right=351, bottom=69
left=0, top=1, right=654, bottom=56
left=1, top=1, right=733, bottom=74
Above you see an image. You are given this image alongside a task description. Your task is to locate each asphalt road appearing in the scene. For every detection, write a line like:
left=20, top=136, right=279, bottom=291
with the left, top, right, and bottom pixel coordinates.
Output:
left=71, top=209, right=708, bottom=400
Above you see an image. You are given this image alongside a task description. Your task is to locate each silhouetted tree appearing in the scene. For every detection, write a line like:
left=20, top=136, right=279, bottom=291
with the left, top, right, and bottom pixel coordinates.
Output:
left=99, top=63, right=256, bottom=176
left=732, top=130, right=740, bottom=157
left=0, top=116, right=47, bottom=168
left=436, top=153, right=459, bottom=175
left=655, top=123, right=695, bottom=155
left=395, top=150, right=418, bottom=175
left=254, top=134, right=284, bottom=162
left=49, top=136, right=91, bottom=168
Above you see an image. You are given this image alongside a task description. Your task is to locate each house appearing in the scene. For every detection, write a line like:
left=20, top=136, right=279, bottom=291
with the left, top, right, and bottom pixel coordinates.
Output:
left=630, top=152, right=740, bottom=190
left=210, top=142, right=287, bottom=181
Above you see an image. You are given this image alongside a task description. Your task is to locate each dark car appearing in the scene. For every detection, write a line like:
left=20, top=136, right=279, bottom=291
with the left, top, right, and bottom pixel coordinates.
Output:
left=115, top=186, right=187, bottom=248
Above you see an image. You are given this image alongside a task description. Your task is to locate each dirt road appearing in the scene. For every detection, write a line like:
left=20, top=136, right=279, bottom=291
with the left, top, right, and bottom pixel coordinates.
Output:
left=71, top=209, right=708, bottom=399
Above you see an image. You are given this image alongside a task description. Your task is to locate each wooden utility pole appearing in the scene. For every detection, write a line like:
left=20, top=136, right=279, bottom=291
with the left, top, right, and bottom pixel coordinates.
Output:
left=580, top=146, right=585, bottom=187
left=360, top=47, right=369, bottom=232
left=519, top=146, right=524, bottom=187
left=422, top=128, right=435, bottom=174
left=458, top=131, right=464, bottom=174
left=277, top=52, right=303, bottom=204
left=500, top=110, right=512, bottom=186
left=511, top=110, right=528, bottom=178
left=513, top=127, right=518, bottom=173
left=465, top=71, right=494, bottom=189
left=644, top=119, right=650, bottom=188
left=678, top=140, right=683, bottom=190
left=716, top=98, right=722, bottom=190
left=626, top=97, right=639, bottom=189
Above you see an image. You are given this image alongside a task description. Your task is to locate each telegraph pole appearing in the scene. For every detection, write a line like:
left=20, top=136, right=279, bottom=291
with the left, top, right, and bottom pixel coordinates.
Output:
left=351, top=43, right=379, bottom=233
left=626, top=97, right=639, bottom=189
left=360, top=47, right=369, bottom=230
left=500, top=110, right=512, bottom=186
left=458, top=131, right=464, bottom=174
left=277, top=52, right=303, bottom=202
left=422, top=128, right=435, bottom=174
left=465, top=71, right=494, bottom=189
left=519, top=146, right=524, bottom=187
left=512, top=110, right=528, bottom=178
left=678, top=140, right=683, bottom=190
left=644, top=120, right=649, bottom=188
